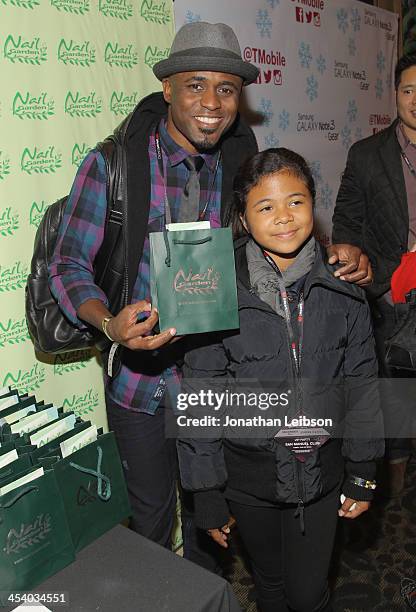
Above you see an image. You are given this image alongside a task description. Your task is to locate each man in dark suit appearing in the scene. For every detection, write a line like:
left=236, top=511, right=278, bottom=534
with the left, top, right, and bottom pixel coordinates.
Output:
left=331, top=54, right=416, bottom=496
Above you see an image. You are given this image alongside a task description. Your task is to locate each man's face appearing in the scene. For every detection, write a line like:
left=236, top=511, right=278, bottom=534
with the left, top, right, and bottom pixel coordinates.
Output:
left=396, top=65, right=416, bottom=140
left=162, top=71, right=243, bottom=154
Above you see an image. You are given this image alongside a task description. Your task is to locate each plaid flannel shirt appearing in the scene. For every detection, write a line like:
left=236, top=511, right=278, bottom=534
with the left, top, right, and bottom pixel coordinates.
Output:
left=49, top=120, right=222, bottom=413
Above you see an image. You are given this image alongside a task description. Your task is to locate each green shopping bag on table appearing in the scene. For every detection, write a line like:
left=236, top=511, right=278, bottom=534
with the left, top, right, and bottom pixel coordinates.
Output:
left=150, top=227, right=239, bottom=335
left=0, top=470, right=75, bottom=595
left=37, top=431, right=131, bottom=552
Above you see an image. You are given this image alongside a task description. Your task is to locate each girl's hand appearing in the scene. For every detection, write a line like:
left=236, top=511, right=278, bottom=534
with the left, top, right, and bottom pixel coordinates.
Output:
left=207, top=523, right=231, bottom=548
left=338, top=497, right=370, bottom=519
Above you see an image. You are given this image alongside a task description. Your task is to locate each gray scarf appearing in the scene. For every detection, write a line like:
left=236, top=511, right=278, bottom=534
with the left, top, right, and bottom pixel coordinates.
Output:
left=246, top=236, right=316, bottom=316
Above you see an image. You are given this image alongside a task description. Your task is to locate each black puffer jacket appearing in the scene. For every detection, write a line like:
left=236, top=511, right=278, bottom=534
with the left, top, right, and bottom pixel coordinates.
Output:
left=177, top=239, right=384, bottom=530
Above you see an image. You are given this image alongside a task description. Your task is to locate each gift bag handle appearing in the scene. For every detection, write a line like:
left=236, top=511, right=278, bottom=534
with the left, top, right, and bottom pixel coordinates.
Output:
left=69, top=445, right=111, bottom=501
left=163, top=230, right=213, bottom=268
left=0, top=485, right=39, bottom=515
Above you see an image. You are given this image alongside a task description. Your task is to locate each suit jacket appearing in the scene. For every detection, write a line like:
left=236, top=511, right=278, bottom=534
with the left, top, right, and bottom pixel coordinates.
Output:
left=332, top=119, right=409, bottom=299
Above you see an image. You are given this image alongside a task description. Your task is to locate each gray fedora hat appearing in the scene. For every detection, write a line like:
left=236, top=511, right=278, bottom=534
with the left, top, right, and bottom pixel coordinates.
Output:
left=153, top=21, right=259, bottom=85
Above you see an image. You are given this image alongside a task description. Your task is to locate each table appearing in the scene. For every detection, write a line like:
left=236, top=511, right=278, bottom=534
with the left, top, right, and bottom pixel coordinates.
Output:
left=5, top=525, right=241, bottom=612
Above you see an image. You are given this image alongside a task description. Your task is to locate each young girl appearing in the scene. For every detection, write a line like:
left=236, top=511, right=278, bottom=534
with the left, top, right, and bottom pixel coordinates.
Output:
left=177, top=149, right=384, bottom=612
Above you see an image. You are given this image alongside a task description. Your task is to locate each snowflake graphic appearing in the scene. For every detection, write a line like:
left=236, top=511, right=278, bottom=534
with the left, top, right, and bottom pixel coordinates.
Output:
left=278, top=109, right=290, bottom=131
left=265, top=132, right=280, bottom=148
left=375, top=78, right=383, bottom=100
left=316, top=54, right=326, bottom=75
left=337, top=8, right=349, bottom=34
left=348, top=37, right=356, bottom=57
left=298, top=42, right=312, bottom=69
left=350, top=7, right=361, bottom=32
left=266, top=0, right=279, bottom=8
left=341, top=125, right=352, bottom=150
left=377, top=50, right=386, bottom=74
left=185, top=10, right=201, bottom=23
left=309, top=161, right=323, bottom=186
left=347, top=99, right=358, bottom=123
left=256, top=10, right=272, bottom=38
left=258, top=98, right=274, bottom=127
left=354, top=127, right=363, bottom=142
left=306, top=75, right=318, bottom=102
left=318, top=183, right=333, bottom=210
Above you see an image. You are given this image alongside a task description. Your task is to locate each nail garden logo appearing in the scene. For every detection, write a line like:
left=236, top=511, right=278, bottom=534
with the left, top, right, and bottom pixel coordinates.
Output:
left=65, top=91, right=102, bottom=118
left=3, top=0, right=40, bottom=9
left=21, top=145, right=62, bottom=175
left=4, top=34, right=47, bottom=65
left=62, top=388, right=99, bottom=417
left=13, top=91, right=55, bottom=120
left=2, top=363, right=46, bottom=395
left=54, top=350, right=92, bottom=376
left=104, top=42, right=138, bottom=68
left=0, top=207, right=19, bottom=238
left=140, top=0, right=171, bottom=24
left=109, top=91, right=138, bottom=116
left=4, top=514, right=51, bottom=556
left=0, top=152, right=11, bottom=181
left=29, top=200, right=49, bottom=228
left=51, top=0, right=89, bottom=15
left=72, top=143, right=91, bottom=167
left=0, top=261, right=28, bottom=292
left=0, top=317, right=30, bottom=348
left=99, top=0, right=133, bottom=20
left=58, top=39, right=96, bottom=67
left=144, top=45, right=169, bottom=70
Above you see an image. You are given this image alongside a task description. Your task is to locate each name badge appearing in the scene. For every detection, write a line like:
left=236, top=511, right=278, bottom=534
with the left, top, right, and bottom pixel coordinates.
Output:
left=275, top=420, right=330, bottom=461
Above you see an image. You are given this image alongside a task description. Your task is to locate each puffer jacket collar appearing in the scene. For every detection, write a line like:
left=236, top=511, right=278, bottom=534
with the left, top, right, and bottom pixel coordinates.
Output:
left=233, top=235, right=365, bottom=312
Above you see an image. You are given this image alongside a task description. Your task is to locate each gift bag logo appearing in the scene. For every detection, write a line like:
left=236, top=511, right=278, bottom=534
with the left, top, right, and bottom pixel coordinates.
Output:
left=4, top=513, right=52, bottom=555
left=174, top=267, right=220, bottom=294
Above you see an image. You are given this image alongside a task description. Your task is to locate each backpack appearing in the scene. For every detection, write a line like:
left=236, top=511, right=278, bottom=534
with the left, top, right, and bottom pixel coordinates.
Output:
left=25, top=138, right=127, bottom=355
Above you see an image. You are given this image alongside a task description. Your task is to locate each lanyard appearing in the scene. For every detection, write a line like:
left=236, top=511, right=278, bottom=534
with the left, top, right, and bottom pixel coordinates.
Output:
left=154, top=132, right=221, bottom=225
left=262, top=251, right=304, bottom=378
left=400, top=148, right=416, bottom=179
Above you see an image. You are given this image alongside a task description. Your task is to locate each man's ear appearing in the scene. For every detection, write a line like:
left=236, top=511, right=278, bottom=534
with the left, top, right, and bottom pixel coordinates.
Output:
left=162, top=78, right=172, bottom=104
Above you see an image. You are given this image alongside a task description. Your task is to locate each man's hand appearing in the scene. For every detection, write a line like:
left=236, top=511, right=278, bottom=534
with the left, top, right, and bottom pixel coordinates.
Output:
left=338, top=498, right=370, bottom=519
left=327, top=243, right=373, bottom=286
left=106, top=301, right=176, bottom=350
left=207, top=523, right=231, bottom=549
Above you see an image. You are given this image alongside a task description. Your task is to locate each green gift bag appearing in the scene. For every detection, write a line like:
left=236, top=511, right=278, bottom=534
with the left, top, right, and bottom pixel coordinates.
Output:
left=37, top=432, right=131, bottom=552
left=0, top=470, right=75, bottom=594
left=150, top=227, right=239, bottom=335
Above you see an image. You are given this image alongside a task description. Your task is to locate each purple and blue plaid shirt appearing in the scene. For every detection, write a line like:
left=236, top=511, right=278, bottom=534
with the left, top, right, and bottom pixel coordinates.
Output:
left=49, top=120, right=222, bottom=413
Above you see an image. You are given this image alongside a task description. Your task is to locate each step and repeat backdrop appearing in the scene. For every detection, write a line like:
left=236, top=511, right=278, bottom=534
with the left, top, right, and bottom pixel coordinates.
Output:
left=174, top=0, right=398, bottom=247
left=0, top=0, right=175, bottom=429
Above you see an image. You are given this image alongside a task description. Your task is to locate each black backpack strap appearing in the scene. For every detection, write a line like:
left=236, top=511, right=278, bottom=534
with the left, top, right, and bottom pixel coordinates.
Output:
left=93, top=139, right=128, bottom=316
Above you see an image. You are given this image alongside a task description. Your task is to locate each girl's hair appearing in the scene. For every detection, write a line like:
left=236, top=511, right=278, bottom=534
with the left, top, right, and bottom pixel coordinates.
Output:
left=229, top=147, right=316, bottom=238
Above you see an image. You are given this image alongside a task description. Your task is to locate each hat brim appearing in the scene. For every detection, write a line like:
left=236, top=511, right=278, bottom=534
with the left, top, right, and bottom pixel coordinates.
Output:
left=153, top=56, right=259, bottom=85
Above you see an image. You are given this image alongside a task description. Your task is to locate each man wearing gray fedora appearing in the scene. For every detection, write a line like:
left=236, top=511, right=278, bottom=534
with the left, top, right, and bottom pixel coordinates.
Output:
left=49, top=21, right=259, bottom=570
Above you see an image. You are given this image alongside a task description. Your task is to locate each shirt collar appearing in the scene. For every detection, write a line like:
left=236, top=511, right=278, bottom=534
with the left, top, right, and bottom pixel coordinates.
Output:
left=397, top=120, right=416, bottom=151
left=158, top=119, right=219, bottom=172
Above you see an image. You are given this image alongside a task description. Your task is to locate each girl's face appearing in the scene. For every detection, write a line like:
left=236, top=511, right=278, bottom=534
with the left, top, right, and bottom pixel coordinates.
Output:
left=240, top=170, right=314, bottom=271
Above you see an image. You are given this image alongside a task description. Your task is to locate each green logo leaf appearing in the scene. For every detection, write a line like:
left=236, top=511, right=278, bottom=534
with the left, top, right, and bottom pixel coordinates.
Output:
left=0, top=153, right=11, bottom=181
left=50, top=0, right=90, bottom=14
left=0, top=317, right=30, bottom=347
left=29, top=200, right=50, bottom=228
left=13, top=91, right=55, bottom=120
left=64, top=91, right=102, bottom=118
left=4, top=34, right=47, bottom=65
left=21, top=145, right=62, bottom=175
left=140, top=0, right=171, bottom=24
left=10, top=0, right=40, bottom=8
left=2, top=363, right=46, bottom=395
left=99, top=0, right=133, bottom=19
left=0, top=207, right=19, bottom=237
left=57, top=38, right=96, bottom=67
left=104, top=42, right=139, bottom=68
